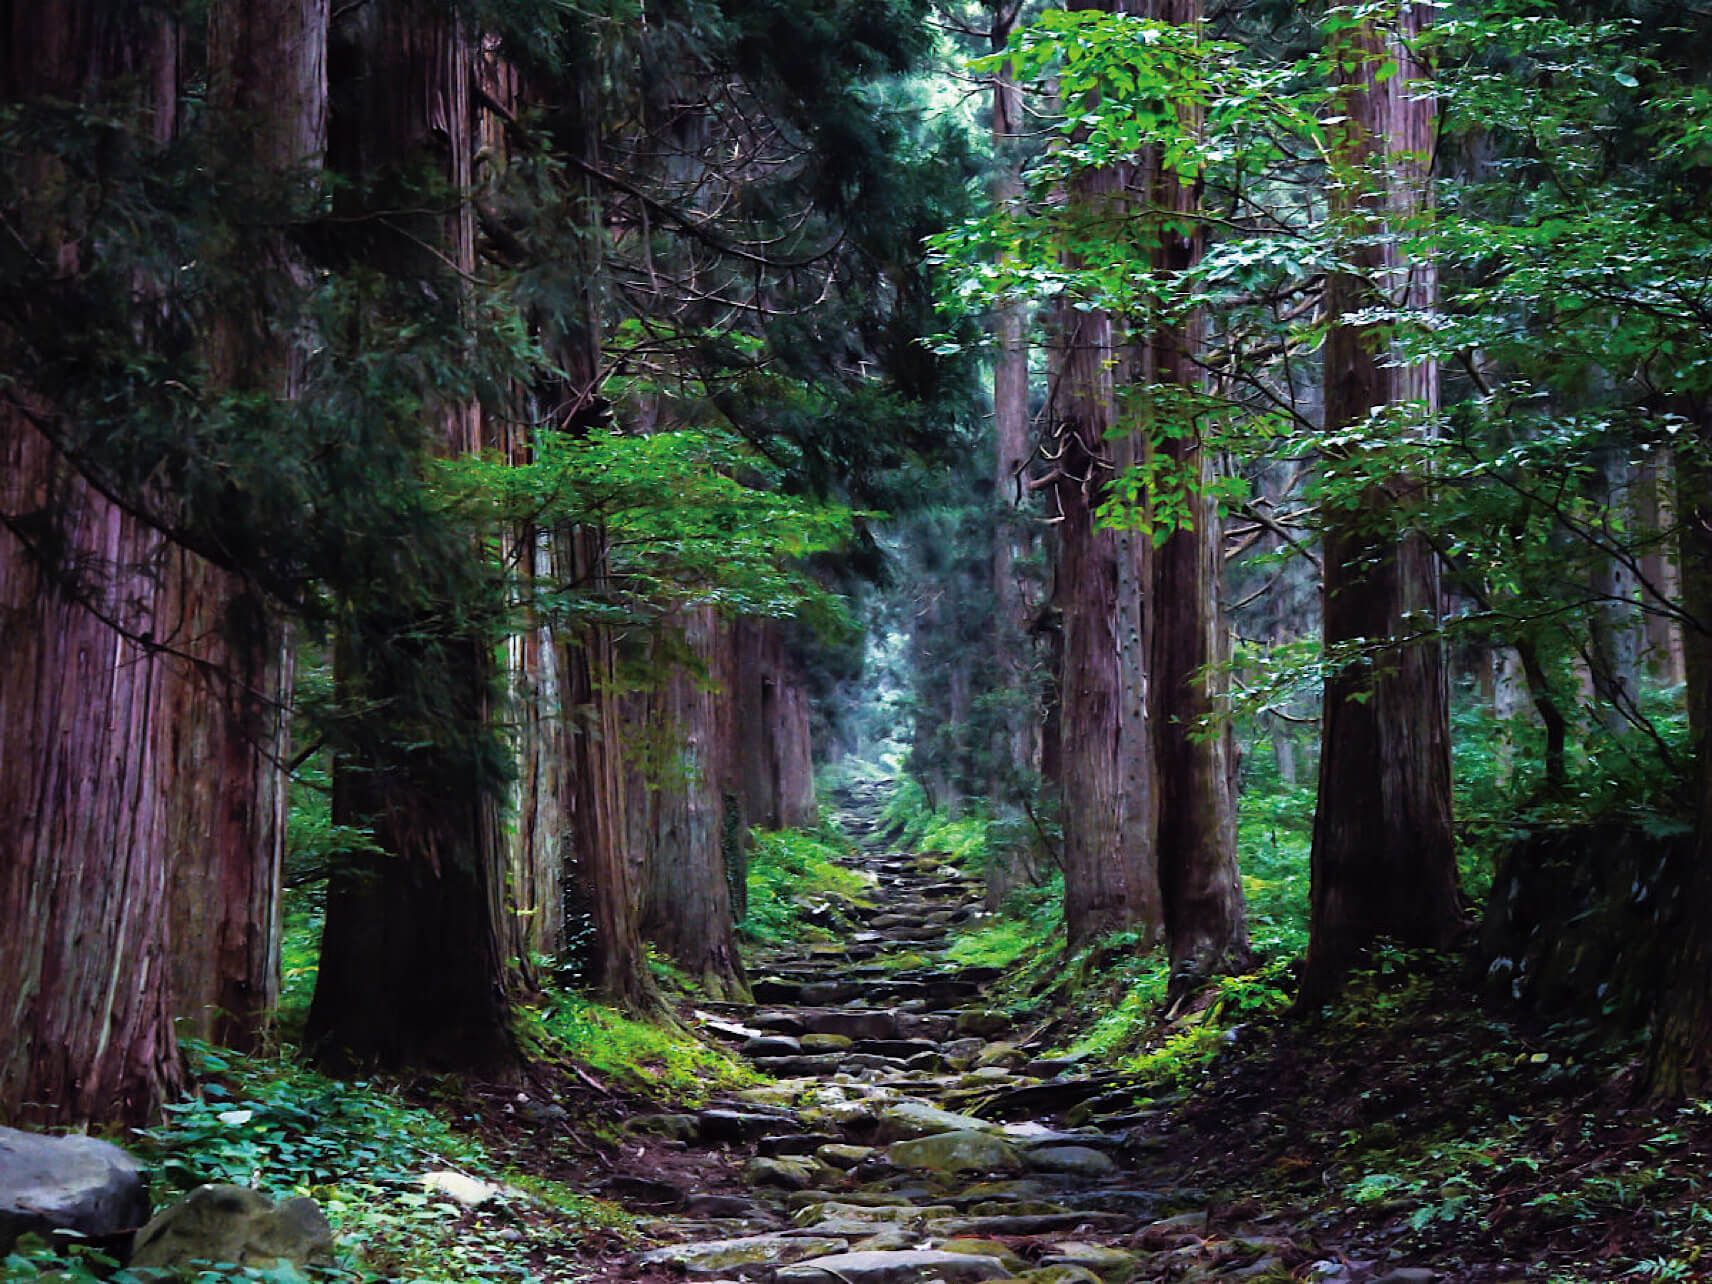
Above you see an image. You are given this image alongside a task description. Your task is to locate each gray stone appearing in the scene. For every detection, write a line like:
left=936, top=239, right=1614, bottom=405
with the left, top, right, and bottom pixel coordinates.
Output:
left=1040, top=1242, right=1138, bottom=1283
left=943, top=1037, right=986, bottom=1070
left=1022, top=1146, right=1117, bottom=1177
left=742, top=1035, right=805, bottom=1058
left=887, top=1130, right=1022, bottom=1175
left=956, top=1010, right=1012, bottom=1038
left=777, top=1248, right=1013, bottom=1284
left=816, top=1144, right=877, bottom=1170
left=800, top=1034, right=854, bottom=1052
left=130, top=1184, right=332, bottom=1274
left=635, top=1234, right=848, bottom=1275
left=743, top=1157, right=821, bottom=1190
left=759, top=1134, right=840, bottom=1158
left=876, top=1100, right=1001, bottom=1142
left=700, top=1110, right=786, bottom=1142
left=0, top=1126, right=149, bottom=1253
left=803, top=1012, right=899, bottom=1041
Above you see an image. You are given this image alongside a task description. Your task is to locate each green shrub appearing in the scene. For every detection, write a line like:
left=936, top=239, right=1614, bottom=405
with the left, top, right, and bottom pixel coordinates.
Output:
left=518, top=994, right=757, bottom=1103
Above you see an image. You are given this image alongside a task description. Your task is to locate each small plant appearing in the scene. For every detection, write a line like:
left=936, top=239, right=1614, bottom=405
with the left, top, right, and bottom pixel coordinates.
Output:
left=518, top=993, right=756, bottom=1104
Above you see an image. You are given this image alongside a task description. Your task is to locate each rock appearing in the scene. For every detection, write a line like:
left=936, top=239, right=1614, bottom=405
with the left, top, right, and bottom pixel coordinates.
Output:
left=1135, top=1210, right=1208, bottom=1248
left=635, top=1234, right=849, bottom=1275
left=799, top=982, right=862, bottom=1004
left=957, top=1010, right=1012, bottom=1038
left=700, top=1110, right=787, bottom=1142
left=0, top=1126, right=150, bottom=1253
left=940, top=1238, right=1028, bottom=1274
left=742, top=1035, right=805, bottom=1058
left=876, top=1101, right=1001, bottom=1142
left=777, top=1248, right=1013, bottom=1284
left=685, top=1194, right=757, bottom=1218
left=887, top=1130, right=1022, bottom=1175
left=1041, top=1242, right=1139, bottom=1283
left=926, top=1213, right=1130, bottom=1238
left=816, top=1144, right=877, bottom=1170
left=1371, top=1271, right=1437, bottom=1284
left=1023, top=1059, right=1084, bottom=1079
left=1022, top=1146, right=1116, bottom=1178
left=852, top=1228, right=919, bottom=1252
left=976, top=1042, right=1026, bottom=1069
left=800, top=1034, right=854, bottom=1052
left=759, top=1134, right=841, bottom=1157
left=130, top=1185, right=332, bottom=1274
left=944, top=1037, right=987, bottom=1070
left=802, top=1012, right=900, bottom=1041
left=793, top=1202, right=955, bottom=1228
left=1021, top=1267, right=1104, bottom=1284
left=422, top=1171, right=509, bottom=1207
left=743, top=1157, right=820, bottom=1190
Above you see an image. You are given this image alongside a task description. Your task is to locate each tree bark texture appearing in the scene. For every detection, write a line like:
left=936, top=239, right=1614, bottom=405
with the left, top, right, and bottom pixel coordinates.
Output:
left=1050, top=244, right=1162, bottom=948
left=1141, top=0, right=1246, bottom=987
left=307, top=1, right=519, bottom=1072
left=735, top=618, right=818, bottom=833
left=0, top=0, right=185, bottom=1125
left=1301, top=1, right=1462, bottom=1007
left=1643, top=419, right=1712, bottom=1096
left=160, top=0, right=330, bottom=1053
left=636, top=609, right=750, bottom=1000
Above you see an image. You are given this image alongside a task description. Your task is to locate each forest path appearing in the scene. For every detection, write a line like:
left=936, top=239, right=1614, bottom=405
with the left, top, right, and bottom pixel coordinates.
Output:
left=605, top=780, right=1301, bottom=1284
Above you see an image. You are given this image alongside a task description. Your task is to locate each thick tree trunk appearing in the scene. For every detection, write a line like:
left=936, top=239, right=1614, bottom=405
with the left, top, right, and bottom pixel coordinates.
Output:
left=160, top=0, right=330, bottom=1053
left=0, top=0, right=184, bottom=1126
left=1300, top=1, right=1462, bottom=1008
left=1586, top=447, right=1644, bottom=736
left=735, top=618, right=818, bottom=832
left=307, top=1, right=520, bottom=1072
left=637, top=609, right=750, bottom=999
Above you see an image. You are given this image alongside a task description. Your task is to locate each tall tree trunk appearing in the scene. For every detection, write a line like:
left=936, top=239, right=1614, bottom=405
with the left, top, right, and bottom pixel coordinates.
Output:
left=0, top=0, right=184, bottom=1126
left=1586, top=446, right=1644, bottom=736
left=159, top=0, right=329, bottom=1053
left=1051, top=0, right=1163, bottom=951
left=1636, top=446, right=1685, bottom=684
left=1144, top=0, right=1246, bottom=991
left=1643, top=413, right=1712, bottom=1096
left=1300, top=0, right=1462, bottom=1008
left=736, top=618, right=818, bottom=832
left=307, top=1, right=520, bottom=1072
left=637, top=609, right=750, bottom=999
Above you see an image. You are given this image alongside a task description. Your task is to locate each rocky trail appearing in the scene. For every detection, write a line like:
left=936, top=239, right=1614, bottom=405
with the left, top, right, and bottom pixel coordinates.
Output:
left=604, top=782, right=1401, bottom=1284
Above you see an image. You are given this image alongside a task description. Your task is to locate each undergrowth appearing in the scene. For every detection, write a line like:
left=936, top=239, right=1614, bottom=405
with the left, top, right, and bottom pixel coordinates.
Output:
left=518, top=993, right=758, bottom=1104
left=740, top=825, right=872, bottom=948
left=1, top=1042, right=636, bottom=1284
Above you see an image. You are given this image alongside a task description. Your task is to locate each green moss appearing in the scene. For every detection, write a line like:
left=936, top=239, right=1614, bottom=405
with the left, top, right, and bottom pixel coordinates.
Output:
left=740, top=826, right=873, bottom=947
left=519, top=993, right=759, bottom=1104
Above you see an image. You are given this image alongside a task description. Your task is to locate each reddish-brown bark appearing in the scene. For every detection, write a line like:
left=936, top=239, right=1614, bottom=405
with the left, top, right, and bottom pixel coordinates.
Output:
left=0, top=0, right=185, bottom=1126
left=1300, top=2, right=1462, bottom=1007
left=636, top=609, right=750, bottom=999
left=735, top=618, right=818, bottom=833
left=1143, top=0, right=1247, bottom=987
left=306, top=1, right=520, bottom=1071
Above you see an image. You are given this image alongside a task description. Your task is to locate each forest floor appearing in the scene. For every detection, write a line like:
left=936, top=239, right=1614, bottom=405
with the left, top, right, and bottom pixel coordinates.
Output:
left=405, top=779, right=1712, bottom=1284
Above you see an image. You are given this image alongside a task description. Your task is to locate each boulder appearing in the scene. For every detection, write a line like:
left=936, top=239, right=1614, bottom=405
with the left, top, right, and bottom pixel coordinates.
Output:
left=0, top=1127, right=149, bottom=1254
left=743, top=1156, right=820, bottom=1190
left=887, top=1130, right=1022, bottom=1175
left=130, top=1184, right=332, bottom=1274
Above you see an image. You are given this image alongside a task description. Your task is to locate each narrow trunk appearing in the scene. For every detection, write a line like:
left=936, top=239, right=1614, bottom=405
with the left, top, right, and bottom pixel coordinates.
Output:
left=1636, top=446, right=1685, bottom=684
left=1586, top=447, right=1643, bottom=736
left=736, top=618, right=818, bottom=832
left=1301, top=1, right=1461, bottom=1007
left=1144, top=0, right=1245, bottom=989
